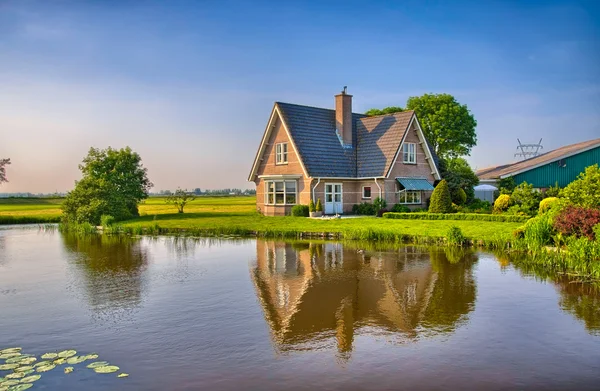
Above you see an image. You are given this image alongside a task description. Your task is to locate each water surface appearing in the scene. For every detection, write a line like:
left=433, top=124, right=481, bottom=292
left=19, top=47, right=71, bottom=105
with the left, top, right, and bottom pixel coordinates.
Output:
left=1, top=227, right=599, bottom=390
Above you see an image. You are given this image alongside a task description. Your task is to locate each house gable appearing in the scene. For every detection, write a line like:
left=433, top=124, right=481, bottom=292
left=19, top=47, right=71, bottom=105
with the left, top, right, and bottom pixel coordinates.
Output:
left=248, top=104, right=309, bottom=181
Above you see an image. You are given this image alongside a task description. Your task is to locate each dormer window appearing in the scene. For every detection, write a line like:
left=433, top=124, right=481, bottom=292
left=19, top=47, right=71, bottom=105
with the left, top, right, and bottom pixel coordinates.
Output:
left=403, top=143, right=416, bottom=164
left=276, top=143, right=288, bottom=164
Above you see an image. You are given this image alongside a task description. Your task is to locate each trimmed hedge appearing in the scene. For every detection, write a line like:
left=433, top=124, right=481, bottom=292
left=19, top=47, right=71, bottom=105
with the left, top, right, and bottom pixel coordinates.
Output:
left=429, top=180, right=453, bottom=213
left=382, top=212, right=529, bottom=223
left=291, top=205, right=310, bottom=217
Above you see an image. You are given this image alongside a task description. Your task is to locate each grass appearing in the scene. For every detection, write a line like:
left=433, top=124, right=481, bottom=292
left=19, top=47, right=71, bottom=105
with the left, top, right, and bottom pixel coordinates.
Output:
left=0, top=196, right=522, bottom=242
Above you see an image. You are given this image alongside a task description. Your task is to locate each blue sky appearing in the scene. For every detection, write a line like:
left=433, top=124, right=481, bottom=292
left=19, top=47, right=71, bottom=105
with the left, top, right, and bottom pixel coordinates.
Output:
left=1, top=0, right=598, bottom=192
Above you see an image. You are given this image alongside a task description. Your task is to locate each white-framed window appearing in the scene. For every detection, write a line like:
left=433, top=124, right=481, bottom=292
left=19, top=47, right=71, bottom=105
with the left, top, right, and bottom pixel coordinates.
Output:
left=264, top=180, right=297, bottom=205
left=403, top=142, right=416, bottom=164
left=362, top=186, right=372, bottom=199
left=275, top=143, right=288, bottom=164
left=398, top=191, right=421, bottom=204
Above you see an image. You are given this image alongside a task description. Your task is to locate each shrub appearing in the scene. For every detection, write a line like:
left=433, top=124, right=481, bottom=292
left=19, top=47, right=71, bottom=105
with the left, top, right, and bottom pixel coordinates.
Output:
left=429, top=179, right=453, bottom=213
left=498, top=177, right=516, bottom=194
left=539, top=197, right=558, bottom=214
left=291, top=205, right=310, bottom=217
left=560, top=164, right=600, bottom=209
left=373, top=197, right=387, bottom=213
left=544, top=182, right=561, bottom=197
left=391, top=204, right=410, bottom=213
left=522, top=214, right=554, bottom=248
left=510, top=182, right=541, bottom=215
left=493, top=194, right=511, bottom=214
left=452, top=188, right=467, bottom=206
left=506, top=204, right=531, bottom=216
left=315, top=198, right=323, bottom=212
left=100, top=215, right=115, bottom=227
left=352, top=202, right=377, bottom=216
left=553, top=206, right=600, bottom=240
left=309, top=199, right=316, bottom=213
left=376, top=208, right=389, bottom=217
left=382, top=212, right=529, bottom=223
left=446, top=226, right=465, bottom=246
left=594, top=223, right=600, bottom=241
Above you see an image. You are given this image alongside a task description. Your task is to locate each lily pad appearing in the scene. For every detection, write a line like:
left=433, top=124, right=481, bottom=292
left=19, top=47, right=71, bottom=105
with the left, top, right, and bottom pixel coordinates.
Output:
left=2, top=358, right=22, bottom=365
left=0, top=349, right=21, bottom=355
left=40, top=353, right=58, bottom=360
left=33, top=361, right=51, bottom=368
left=4, top=373, right=24, bottom=380
left=93, top=365, right=119, bottom=374
left=57, top=350, right=76, bottom=358
left=0, top=364, right=18, bottom=371
left=15, top=358, right=35, bottom=366
left=19, top=375, right=40, bottom=383
left=2, top=380, right=19, bottom=386
left=35, top=364, right=55, bottom=373
left=14, top=366, right=33, bottom=373
left=66, top=356, right=87, bottom=365
left=16, top=371, right=32, bottom=377
left=117, top=373, right=129, bottom=378
left=86, top=361, right=108, bottom=369
left=0, top=354, right=20, bottom=361
left=8, top=384, right=33, bottom=391
left=52, top=358, right=66, bottom=365
left=64, top=367, right=74, bottom=374
left=84, top=354, right=99, bottom=360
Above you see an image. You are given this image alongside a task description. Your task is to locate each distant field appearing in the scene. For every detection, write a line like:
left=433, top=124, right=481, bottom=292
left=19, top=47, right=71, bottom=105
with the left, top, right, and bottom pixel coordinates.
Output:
left=0, top=196, right=521, bottom=242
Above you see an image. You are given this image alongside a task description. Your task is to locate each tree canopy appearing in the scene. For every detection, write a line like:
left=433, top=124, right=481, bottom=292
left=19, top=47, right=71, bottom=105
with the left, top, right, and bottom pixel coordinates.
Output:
left=365, top=93, right=477, bottom=159
left=62, top=147, right=152, bottom=225
left=439, top=157, right=479, bottom=204
left=0, top=158, right=10, bottom=184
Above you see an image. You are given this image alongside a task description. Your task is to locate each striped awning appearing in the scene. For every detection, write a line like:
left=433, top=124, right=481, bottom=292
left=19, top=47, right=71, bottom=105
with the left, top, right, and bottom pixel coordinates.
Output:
left=396, top=177, right=434, bottom=191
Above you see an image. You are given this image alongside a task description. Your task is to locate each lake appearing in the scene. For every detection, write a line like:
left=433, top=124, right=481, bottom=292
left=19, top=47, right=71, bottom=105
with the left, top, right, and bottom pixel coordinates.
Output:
left=1, top=227, right=599, bottom=390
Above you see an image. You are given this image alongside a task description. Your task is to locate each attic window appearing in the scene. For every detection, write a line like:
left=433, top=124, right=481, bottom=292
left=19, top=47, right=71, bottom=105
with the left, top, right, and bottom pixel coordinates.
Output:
left=403, top=143, right=416, bottom=164
left=276, top=143, right=288, bottom=164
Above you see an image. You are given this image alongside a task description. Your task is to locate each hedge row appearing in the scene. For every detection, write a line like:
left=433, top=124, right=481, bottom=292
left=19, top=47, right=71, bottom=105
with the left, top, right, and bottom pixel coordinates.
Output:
left=382, top=212, right=529, bottom=223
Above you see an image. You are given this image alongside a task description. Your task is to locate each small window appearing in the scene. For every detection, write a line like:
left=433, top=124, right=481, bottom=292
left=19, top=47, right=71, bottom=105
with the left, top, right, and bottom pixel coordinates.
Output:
left=276, top=143, right=288, bottom=164
left=398, top=191, right=421, bottom=205
left=362, top=186, right=372, bottom=199
left=403, top=143, right=416, bottom=164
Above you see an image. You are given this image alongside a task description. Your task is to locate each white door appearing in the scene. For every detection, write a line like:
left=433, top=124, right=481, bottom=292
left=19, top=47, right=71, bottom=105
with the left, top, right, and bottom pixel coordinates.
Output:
left=324, top=183, right=343, bottom=214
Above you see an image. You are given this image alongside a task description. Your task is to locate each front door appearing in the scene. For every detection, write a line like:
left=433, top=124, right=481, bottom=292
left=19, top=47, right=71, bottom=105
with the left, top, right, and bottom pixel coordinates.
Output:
left=324, top=183, right=343, bottom=214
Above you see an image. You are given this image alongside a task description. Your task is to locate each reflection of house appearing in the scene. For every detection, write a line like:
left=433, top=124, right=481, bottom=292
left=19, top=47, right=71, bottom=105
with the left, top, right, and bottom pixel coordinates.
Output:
left=251, top=241, right=476, bottom=356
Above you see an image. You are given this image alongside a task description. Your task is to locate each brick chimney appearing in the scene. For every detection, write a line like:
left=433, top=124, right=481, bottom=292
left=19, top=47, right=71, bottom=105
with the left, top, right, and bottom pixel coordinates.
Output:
left=335, top=86, right=353, bottom=146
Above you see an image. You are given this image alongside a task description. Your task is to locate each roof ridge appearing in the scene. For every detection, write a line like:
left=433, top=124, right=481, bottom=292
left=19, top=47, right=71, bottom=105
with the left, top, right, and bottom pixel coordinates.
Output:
left=275, top=101, right=367, bottom=117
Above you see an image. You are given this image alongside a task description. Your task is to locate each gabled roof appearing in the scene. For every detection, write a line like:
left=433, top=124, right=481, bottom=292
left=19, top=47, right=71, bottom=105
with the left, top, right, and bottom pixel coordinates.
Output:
left=477, top=138, right=600, bottom=180
left=276, top=102, right=363, bottom=177
left=356, top=111, right=415, bottom=177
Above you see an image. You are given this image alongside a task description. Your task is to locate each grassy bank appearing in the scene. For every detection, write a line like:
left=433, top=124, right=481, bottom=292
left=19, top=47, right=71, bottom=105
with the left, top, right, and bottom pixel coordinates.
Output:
left=0, top=197, right=63, bottom=224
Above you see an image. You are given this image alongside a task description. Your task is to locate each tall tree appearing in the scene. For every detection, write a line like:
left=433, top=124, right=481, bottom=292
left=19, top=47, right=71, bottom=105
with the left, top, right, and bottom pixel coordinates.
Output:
left=365, top=93, right=477, bottom=159
left=0, top=158, right=10, bottom=184
left=406, top=94, right=477, bottom=159
left=62, top=147, right=153, bottom=224
left=439, top=157, right=479, bottom=204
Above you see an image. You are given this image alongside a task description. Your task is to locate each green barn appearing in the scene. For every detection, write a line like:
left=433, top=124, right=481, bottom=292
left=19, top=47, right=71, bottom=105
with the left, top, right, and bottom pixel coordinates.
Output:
left=477, top=138, right=600, bottom=189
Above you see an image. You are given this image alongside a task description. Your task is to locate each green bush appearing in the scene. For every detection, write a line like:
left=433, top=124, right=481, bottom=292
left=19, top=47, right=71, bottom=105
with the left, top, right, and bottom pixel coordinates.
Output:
left=429, top=179, right=453, bottom=213
left=446, top=226, right=465, bottom=246
left=315, top=198, right=323, bottom=212
left=291, top=205, right=310, bottom=217
left=100, top=215, right=115, bottom=227
left=493, top=194, right=511, bottom=214
left=382, top=212, right=529, bottom=223
left=544, top=182, right=561, bottom=197
left=510, top=182, right=541, bottom=215
left=373, top=197, right=387, bottom=212
left=454, top=188, right=467, bottom=205
left=352, top=202, right=377, bottom=216
left=391, top=204, right=410, bottom=213
left=594, top=223, right=600, bottom=241
left=539, top=197, right=558, bottom=214
left=522, top=214, right=554, bottom=248
left=560, top=164, right=600, bottom=209
left=309, top=199, right=316, bottom=213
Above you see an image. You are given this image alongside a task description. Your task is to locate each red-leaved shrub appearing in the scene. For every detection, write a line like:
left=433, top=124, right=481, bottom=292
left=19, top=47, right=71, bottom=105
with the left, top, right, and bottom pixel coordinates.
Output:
left=553, top=206, right=600, bottom=240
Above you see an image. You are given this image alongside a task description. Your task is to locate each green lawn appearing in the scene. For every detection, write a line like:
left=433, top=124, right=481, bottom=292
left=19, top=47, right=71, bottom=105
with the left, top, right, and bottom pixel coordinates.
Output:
left=0, top=196, right=521, bottom=242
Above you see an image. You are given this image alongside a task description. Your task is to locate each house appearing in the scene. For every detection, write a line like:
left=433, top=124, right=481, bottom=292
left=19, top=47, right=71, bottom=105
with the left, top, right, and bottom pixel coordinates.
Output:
left=477, top=138, right=600, bottom=189
left=250, top=241, right=476, bottom=354
left=248, top=88, right=441, bottom=216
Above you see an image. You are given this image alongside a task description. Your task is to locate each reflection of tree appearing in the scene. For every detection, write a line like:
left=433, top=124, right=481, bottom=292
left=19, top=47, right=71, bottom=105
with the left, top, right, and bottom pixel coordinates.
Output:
left=251, top=241, right=478, bottom=358
left=558, top=282, right=600, bottom=336
left=493, top=251, right=600, bottom=336
left=62, top=234, right=150, bottom=324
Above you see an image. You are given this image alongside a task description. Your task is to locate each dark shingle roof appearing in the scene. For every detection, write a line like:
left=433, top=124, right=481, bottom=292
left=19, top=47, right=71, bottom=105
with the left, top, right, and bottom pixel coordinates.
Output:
left=276, top=102, right=364, bottom=177
left=477, top=138, right=600, bottom=180
left=356, top=111, right=414, bottom=177
left=276, top=103, right=420, bottom=178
